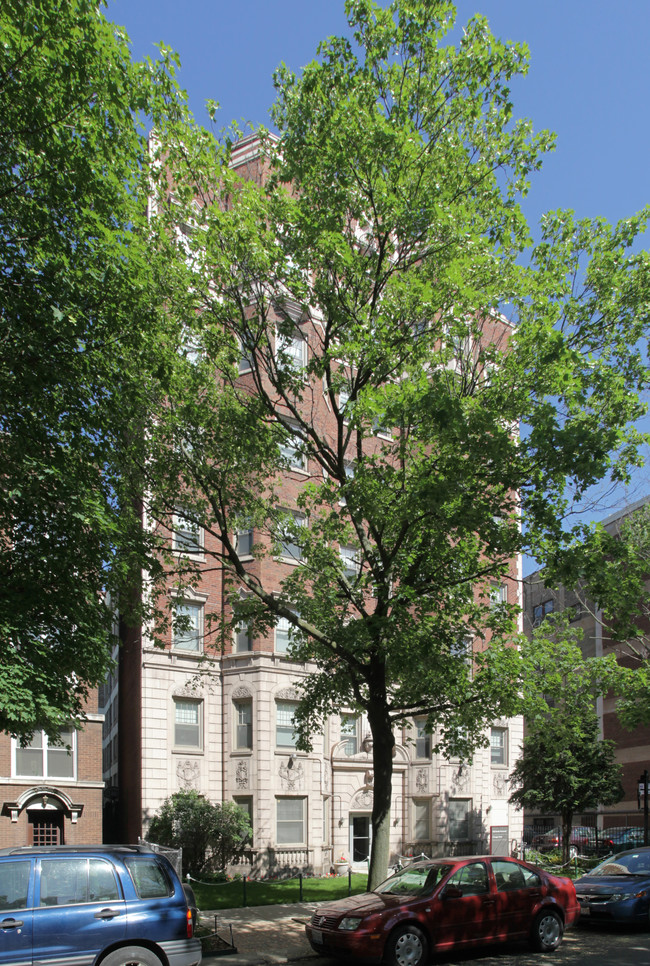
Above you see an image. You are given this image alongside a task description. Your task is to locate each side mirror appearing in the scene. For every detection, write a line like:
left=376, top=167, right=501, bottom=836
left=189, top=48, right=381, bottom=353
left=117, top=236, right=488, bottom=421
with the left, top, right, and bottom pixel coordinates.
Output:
left=442, top=885, right=463, bottom=900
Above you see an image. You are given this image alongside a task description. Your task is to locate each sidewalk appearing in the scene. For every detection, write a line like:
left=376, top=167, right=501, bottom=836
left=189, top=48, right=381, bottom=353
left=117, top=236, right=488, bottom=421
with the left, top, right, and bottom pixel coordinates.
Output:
left=200, top=901, right=323, bottom=964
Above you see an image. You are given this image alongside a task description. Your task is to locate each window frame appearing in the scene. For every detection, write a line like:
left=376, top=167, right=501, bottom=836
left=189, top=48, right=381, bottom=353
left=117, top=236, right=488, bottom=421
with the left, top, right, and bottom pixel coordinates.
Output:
left=275, top=699, right=299, bottom=749
left=340, top=713, right=359, bottom=755
left=172, top=509, right=202, bottom=555
left=490, top=727, right=508, bottom=767
left=276, top=796, right=307, bottom=846
left=173, top=697, right=203, bottom=751
left=415, top=718, right=431, bottom=759
left=13, top=729, right=76, bottom=781
left=278, top=509, right=306, bottom=563
left=172, top=600, right=204, bottom=654
left=448, top=798, right=471, bottom=842
left=233, top=698, right=253, bottom=751
left=413, top=798, right=431, bottom=842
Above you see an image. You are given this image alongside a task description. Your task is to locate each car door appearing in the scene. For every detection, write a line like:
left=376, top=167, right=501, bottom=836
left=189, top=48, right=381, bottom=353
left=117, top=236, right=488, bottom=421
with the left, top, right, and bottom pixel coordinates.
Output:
left=435, top=861, right=498, bottom=949
left=32, top=856, right=126, bottom=966
left=491, top=859, right=543, bottom=940
left=0, top=858, right=33, bottom=966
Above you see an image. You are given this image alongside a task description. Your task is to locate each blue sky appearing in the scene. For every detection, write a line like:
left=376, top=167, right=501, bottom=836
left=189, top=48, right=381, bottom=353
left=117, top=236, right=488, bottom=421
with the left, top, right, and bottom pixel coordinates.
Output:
left=107, top=0, right=650, bottom=565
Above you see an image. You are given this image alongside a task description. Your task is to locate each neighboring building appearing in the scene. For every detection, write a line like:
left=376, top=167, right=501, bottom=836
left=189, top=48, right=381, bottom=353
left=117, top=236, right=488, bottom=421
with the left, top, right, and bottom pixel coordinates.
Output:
left=103, top=133, right=524, bottom=872
left=523, top=495, right=650, bottom=829
left=0, top=693, right=104, bottom=846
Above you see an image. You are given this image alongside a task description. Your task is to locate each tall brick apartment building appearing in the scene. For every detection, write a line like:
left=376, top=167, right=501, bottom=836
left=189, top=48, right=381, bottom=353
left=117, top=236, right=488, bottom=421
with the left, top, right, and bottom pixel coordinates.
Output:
left=102, top=133, right=524, bottom=872
left=0, top=693, right=104, bottom=846
left=523, top=495, right=650, bottom=829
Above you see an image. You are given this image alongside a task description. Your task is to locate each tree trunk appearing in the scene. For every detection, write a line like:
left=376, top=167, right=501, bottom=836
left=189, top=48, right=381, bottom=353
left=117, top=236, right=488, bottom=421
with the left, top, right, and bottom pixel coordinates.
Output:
left=367, top=698, right=395, bottom=890
left=561, top=810, right=573, bottom=867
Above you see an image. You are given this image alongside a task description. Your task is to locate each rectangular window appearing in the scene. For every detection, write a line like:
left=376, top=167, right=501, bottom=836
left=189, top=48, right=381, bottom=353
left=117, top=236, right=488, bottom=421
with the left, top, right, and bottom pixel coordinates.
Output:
left=532, top=599, right=554, bottom=626
left=174, top=698, right=202, bottom=749
left=0, top=861, right=30, bottom=911
left=490, top=583, right=508, bottom=608
left=279, top=510, right=306, bottom=562
left=340, top=546, right=360, bottom=580
left=275, top=613, right=298, bottom=654
left=233, top=796, right=253, bottom=846
left=339, top=461, right=355, bottom=505
left=276, top=329, right=306, bottom=371
left=236, top=526, right=254, bottom=557
left=233, top=621, right=252, bottom=653
left=415, top=719, right=431, bottom=759
left=238, top=335, right=254, bottom=374
left=172, top=601, right=202, bottom=652
left=279, top=421, right=307, bottom=472
left=449, top=799, right=471, bottom=842
left=341, top=714, right=358, bottom=755
left=414, top=800, right=431, bottom=841
left=234, top=700, right=252, bottom=750
left=172, top=510, right=201, bottom=554
left=276, top=700, right=298, bottom=748
left=490, top=727, right=507, bottom=766
left=276, top=797, right=306, bottom=845
left=15, top=730, right=75, bottom=779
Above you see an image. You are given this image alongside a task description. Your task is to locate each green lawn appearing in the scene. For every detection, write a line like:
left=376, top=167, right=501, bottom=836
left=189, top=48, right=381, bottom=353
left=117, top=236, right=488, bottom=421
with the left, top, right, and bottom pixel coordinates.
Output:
left=191, top=872, right=369, bottom=910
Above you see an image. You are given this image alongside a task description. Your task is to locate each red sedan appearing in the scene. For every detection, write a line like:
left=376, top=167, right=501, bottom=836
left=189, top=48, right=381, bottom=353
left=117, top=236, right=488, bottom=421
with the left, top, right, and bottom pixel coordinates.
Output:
left=306, top=856, right=579, bottom=964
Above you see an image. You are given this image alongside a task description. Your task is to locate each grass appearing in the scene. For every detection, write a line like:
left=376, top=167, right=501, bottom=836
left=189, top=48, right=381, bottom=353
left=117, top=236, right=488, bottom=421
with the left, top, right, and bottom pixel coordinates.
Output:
left=190, top=872, right=369, bottom=910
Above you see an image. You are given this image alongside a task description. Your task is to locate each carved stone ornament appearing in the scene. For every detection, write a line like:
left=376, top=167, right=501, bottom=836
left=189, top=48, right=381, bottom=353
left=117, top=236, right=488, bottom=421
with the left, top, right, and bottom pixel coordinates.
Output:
left=236, top=760, right=249, bottom=788
left=415, top=768, right=429, bottom=793
left=453, top=765, right=470, bottom=792
left=493, top=772, right=508, bottom=799
left=276, top=687, right=299, bottom=701
left=323, top=767, right=330, bottom=792
left=279, top=759, right=304, bottom=791
left=176, top=759, right=200, bottom=790
left=352, top=789, right=373, bottom=809
left=173, top=683, right=203, bottom=699
left=232, top=686, right=252, bottom=699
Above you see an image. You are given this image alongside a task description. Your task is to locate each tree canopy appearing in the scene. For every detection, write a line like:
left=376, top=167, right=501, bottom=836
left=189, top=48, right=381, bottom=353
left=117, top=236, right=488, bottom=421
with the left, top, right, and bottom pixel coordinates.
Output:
left=510, top=617, right=624, bottom=864
left=0, top=0, right=188, bottom=738
left=145, top=0, right=650, bottom=886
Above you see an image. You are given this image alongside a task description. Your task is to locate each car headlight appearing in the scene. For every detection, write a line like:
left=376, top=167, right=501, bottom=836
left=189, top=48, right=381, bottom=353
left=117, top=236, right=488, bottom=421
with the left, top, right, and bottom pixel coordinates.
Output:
left=338, top=917, right=363, bottom=931
left=609, top=894, right=626, bottom=902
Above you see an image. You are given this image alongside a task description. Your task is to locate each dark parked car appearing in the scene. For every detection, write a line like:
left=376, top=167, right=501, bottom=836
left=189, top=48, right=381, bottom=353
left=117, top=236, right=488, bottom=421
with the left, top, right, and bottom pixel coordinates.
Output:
left=0, top=844, right=201, bottom=966
left=531, top=826, right=612, bottom=856
left=306, top=855, right=580, bottom=964
left=606, top=827, right=646, bottom=850
left=574, top=847, right=650, bottom=923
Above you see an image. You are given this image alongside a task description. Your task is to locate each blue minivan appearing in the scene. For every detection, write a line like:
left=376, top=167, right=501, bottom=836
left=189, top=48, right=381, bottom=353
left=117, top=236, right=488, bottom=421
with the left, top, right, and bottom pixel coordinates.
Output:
left=0, top=844, right=201, bottom=966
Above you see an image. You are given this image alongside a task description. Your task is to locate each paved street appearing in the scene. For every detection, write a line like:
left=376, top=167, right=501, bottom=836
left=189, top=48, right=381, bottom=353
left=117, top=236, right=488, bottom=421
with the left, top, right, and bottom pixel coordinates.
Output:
left=276, top=924, right=650, bottom=966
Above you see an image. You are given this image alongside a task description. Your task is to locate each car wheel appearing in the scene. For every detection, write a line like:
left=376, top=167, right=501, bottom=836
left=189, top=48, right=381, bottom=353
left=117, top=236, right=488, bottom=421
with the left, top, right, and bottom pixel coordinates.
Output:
left=385, top=924, right=429, bottom=966
left=100, top=947, right=163, bottom=966
left=530, top=909, right=564, bottom=952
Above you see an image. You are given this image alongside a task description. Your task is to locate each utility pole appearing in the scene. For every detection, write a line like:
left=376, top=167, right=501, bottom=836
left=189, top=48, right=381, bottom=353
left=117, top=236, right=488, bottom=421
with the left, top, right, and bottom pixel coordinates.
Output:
left=639, top=770, right=649, bottom=846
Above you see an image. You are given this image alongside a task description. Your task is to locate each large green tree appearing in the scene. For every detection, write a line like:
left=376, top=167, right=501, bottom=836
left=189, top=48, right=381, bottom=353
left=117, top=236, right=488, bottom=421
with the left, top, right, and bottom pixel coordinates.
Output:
left=0, top=0, right=188, bottom=738
left=146, top=0, right=650, bottom=886
left=510, top=618, right=624, bottom=865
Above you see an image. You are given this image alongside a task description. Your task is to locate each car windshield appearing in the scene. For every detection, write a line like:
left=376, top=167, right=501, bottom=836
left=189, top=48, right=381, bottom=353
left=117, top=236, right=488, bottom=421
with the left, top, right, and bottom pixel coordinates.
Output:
left=587, top=852, right=650, bottom=877
left=374, top=864, right=454, bottom=896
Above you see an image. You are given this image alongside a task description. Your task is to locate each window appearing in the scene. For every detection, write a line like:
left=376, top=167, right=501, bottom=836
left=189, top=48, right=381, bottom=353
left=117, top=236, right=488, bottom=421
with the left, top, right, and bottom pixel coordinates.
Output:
left=233, top=621, right=252, bottom=653
left=39, top=858, right=120, bottom=906
left=236, top=525, right=254, bottom=557
left=233, top=796, right=253, bottom=846
left=172, top=601, right=202, bottom=652
left=234, top=699, right=252, bottom=750
left=490, top=727, right=507, bottom=766
left=275, top=613, right=298, bottom=654
left=414, top=800, right=431, bottom=841
left=279, top=421, right=307, bottom=472
left=15, top=730, right=75, bottom=779
left=174, top=698, right=202, bottom=749
left=340, top=546, right=360, bottom=580
left=276, top=329, right=306, bottom=371
left=492, top=859, right=540, bottom=891
left=341, top=714, right=359, bottom=755
left=0, top=861, right=30, bottom=911
left=490, top=583, right=507, bottom=608
left=276, top=700, right=298, bottom=748
left=446, top=860, right=489, bottom=896
left=172, top=510, right=201, bottom=554
left=276, top=797, right=306, bottom=844
left=533, top=599, right=554, bottom=626
left=448, top=799, right=471, bottom=842
left=238, top=335, right=254, bottom=374
left=124, top=856, right=173, bottom=898
left=415, top=718, right=431, bottom=759
left=278, top=510, right=306, bottom=562
left=338, top=386, right=350, bottom=418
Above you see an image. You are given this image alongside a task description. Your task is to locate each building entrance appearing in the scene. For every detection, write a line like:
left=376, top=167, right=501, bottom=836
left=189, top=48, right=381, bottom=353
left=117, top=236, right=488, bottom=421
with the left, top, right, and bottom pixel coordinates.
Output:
left=350, top=814, right=372, bottom=865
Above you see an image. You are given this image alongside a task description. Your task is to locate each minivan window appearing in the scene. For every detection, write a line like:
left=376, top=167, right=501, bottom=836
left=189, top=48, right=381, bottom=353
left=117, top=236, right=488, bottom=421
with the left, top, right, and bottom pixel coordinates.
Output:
left=124, top=856, right=173, bottom=898
left=0, top=860, right=30, bottom=910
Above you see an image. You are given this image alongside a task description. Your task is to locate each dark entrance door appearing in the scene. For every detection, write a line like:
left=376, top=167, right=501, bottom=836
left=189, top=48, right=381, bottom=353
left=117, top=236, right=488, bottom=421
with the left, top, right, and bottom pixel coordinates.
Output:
left=28, top=812, right=64, bottom=846
left=350, top=814, right=371, bottom=863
